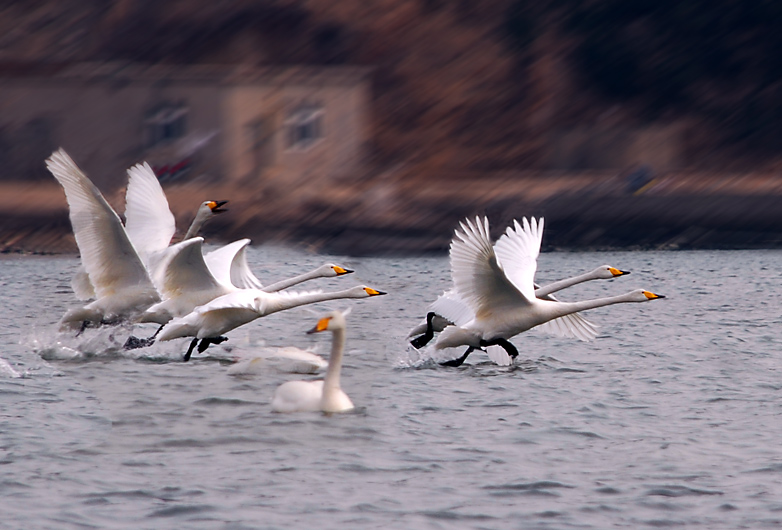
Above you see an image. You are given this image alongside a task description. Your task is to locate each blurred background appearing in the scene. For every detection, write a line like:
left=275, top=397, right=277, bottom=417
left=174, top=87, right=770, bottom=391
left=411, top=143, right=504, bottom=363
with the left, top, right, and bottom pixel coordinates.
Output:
left=2, top=0, right=782, bottom=255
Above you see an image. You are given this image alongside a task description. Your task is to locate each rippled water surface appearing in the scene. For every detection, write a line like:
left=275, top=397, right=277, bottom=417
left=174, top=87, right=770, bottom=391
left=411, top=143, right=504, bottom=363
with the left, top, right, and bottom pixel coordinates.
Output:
left=2, top=247, right=782, bottom=529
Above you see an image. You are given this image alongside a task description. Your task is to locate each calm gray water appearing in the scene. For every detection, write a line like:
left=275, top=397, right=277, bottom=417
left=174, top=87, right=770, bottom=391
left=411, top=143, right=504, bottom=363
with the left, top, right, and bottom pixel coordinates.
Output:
left=2, top=246, right=782, bottom=529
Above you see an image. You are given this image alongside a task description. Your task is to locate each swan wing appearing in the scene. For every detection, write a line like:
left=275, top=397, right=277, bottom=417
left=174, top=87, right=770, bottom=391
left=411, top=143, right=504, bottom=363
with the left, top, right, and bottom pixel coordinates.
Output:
left=157, top=237, right=224, bottom=299
left=493, top=217, right=543, bottom=303
left=429, top=291, right=474, bottom=327
left=46, top=149, right=153, bottom=299
left=71, top=265, right=95, bottom=300
left=533, top=290, right=598, bottom=341
left=204, top=239, right=264, bottom=290
left=536, top=313, right=599, bottom=342
left=449, top=216, right=530, bottom=317
left=124, top=162, right=176, bottom=262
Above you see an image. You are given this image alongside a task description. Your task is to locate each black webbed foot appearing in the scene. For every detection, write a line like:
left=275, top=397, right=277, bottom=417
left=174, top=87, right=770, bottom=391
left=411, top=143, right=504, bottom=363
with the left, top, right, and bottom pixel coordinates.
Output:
left=123, top=335, right=155, bottom=350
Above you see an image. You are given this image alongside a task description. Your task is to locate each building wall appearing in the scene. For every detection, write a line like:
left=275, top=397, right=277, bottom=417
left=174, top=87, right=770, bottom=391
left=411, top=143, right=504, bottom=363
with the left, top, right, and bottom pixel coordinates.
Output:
left=0, top=68, right=369, bottom=192
left=0, top=79, right=224, bottom=188
left=222, top=78, right=369, bottom=191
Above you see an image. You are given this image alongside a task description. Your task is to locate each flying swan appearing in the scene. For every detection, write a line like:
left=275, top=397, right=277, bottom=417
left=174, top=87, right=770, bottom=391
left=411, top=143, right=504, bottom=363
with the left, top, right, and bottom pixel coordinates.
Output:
left=408, top=264, right=629, bottom=349
left=157, top=285, right=386, bottom=361
left=46, top=149, right=160, bottom=331
left=432, top=216, right=664, bottom=366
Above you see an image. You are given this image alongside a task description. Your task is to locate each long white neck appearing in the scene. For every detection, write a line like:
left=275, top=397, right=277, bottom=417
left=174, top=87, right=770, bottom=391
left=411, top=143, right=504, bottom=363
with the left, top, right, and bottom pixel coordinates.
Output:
left=262, top=269, right=322, bottom=293
left=264, top=287, right=365, bottom=315
left=535, top=270, right=598, bottom=297
left=184, top=209, right=211, bottom=240
left=545, top=291, right=642, bottom=320
left=322, top=327, right=346, bottom=393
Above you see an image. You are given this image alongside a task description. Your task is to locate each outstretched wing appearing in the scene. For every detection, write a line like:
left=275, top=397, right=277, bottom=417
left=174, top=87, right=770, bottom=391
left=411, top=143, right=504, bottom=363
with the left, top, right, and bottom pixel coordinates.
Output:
left=449, top=216, right=530, bottom=319
left=157, top=237, right=224, bottom=299
left=492, top=217, right=543, bottom=303
left=204, top=239, right=264, bottom=290
left=46, top=149, right=154, bottom=299
left=124, top=162, right=176, bottom=262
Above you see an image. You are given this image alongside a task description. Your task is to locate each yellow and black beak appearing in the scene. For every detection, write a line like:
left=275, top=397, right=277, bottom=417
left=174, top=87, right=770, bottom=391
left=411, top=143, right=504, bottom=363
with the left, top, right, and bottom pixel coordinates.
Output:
left=307, top=316, right=332, bottom=334
left=609, top=267, right=630, bottom=277
left=332, top=266, right=354, bottom=276
left=364, top=287, right=386, bottom=297
left=643, top=291, right=665, bottom=300
left=208, top=200, right=229, bottom=213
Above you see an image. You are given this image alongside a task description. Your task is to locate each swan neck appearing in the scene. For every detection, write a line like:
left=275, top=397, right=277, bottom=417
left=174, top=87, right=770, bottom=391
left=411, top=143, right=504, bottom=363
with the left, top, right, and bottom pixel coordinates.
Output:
left=323, top=328, right=346, bottom=391
left=262, top=270, right=318, bottom=292
left=549, top=292, right=635, bottom=319
left=266, top=288, right=361, bottom=315
left=184, top=210, right=209, bottom=240
left=535, top=271, right=595, bottom=297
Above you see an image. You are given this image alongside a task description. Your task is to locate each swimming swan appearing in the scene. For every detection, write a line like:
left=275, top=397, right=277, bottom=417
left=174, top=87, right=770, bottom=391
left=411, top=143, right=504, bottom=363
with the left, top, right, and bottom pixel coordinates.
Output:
left=433, top=217, right=664, bottom=366
left=46, top=149, right=160, bottom=330
left=271, top=310, right=353, bottom=413
left=408, top=264, right=629, bottom=348
left=227, top=346, right=328, bottom=375
left=157, top=285, right=386, bottom=361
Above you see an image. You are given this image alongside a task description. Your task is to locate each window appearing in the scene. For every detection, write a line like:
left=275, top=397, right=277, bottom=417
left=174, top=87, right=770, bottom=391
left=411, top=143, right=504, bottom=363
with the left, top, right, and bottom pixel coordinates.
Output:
left=145, top=104, right=188, bottom=147
left=285, top=104, right=323, bottom=150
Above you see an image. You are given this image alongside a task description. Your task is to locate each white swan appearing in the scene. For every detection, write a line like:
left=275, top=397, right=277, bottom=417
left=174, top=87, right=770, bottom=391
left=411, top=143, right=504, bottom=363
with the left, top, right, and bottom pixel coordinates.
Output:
left=123, top=160, right=226, bottom=290
left=227, top=346, right=328, bottom=375
left=137, top=237, right=355, bottom=326
left=271, top=310, right=353, bottom=413
left=68, top=161, right=227, bottom=300
left=408, top=264, right=629, bottom=347
left=46, top=149, right=160, bottom=331
left=432, top=217, right=664, bottom=365
left=157, top=285, right=386, bottom=360
left=202, top=238, right=353, bottom=292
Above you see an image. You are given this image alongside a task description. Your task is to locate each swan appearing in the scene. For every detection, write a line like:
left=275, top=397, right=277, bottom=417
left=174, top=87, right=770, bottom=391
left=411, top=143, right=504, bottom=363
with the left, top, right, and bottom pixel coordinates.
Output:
left=408, top=264, right=629, bottom=348
left=136, top=237, right=354, bottom=325
left=68, top=161, right=227, bottom=300
left=123, top=160, right=226, bottom=290
left=157, top=285, right=386, bottom=361
left=432, top=216, right=664, bottom=366
left=271, top=310, right=353, bottom=413
left=45, top=149, right=160, bottom=330
left=202, top=238, right=353, bottom=292
left=227, top=346, right=328, bottom=375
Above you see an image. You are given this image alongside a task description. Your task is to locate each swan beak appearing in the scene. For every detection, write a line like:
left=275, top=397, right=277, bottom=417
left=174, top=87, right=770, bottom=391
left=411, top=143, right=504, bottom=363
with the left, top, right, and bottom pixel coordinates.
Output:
left=609, top=267, right=630, bottom=277
left=208, top=200, right=229, bottom=213
left=364, top=287, right=387, bottom=297
left=307, top=316, right=332, bottom=334
left=643, top=291, right=665, bottom=300
left=332, top=266, right=354, bottom=276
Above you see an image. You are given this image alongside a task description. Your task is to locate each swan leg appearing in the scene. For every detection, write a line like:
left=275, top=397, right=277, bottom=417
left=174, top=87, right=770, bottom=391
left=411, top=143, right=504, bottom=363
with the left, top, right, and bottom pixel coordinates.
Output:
left=183, top=338, right=199, bottom=362
left=440, top=346, right=479, bottom=367
left=76, top=320, right=89, bottom=337
left=410, top=312, right=437, bottom=349
left=123, top=325, right=165, bottom=350
left=196, top=336, right=229, bottom=354
left=480, top=338, right=519, bottom=359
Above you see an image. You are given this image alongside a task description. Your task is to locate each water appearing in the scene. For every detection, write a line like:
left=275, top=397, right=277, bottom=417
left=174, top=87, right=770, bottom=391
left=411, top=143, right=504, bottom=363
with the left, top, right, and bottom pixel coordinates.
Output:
left=2, top=246, right=782, bottom=529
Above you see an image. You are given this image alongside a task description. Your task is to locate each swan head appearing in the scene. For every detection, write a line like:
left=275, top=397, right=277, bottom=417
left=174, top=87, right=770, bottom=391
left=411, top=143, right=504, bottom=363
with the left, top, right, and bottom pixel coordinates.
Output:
left=204, top=200, right=228, bottom=214
left=307, top=310, right=347, bottom=334
left=593, top=265, right=630, bottom=279
left=319, top=263, right=354, bottom=277
left=628, top=289, right=665, bottom=302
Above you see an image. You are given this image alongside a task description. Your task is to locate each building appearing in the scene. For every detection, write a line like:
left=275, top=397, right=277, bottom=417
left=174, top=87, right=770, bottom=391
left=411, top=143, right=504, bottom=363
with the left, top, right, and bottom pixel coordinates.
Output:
left=0, top=62, right=371, bottom=190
